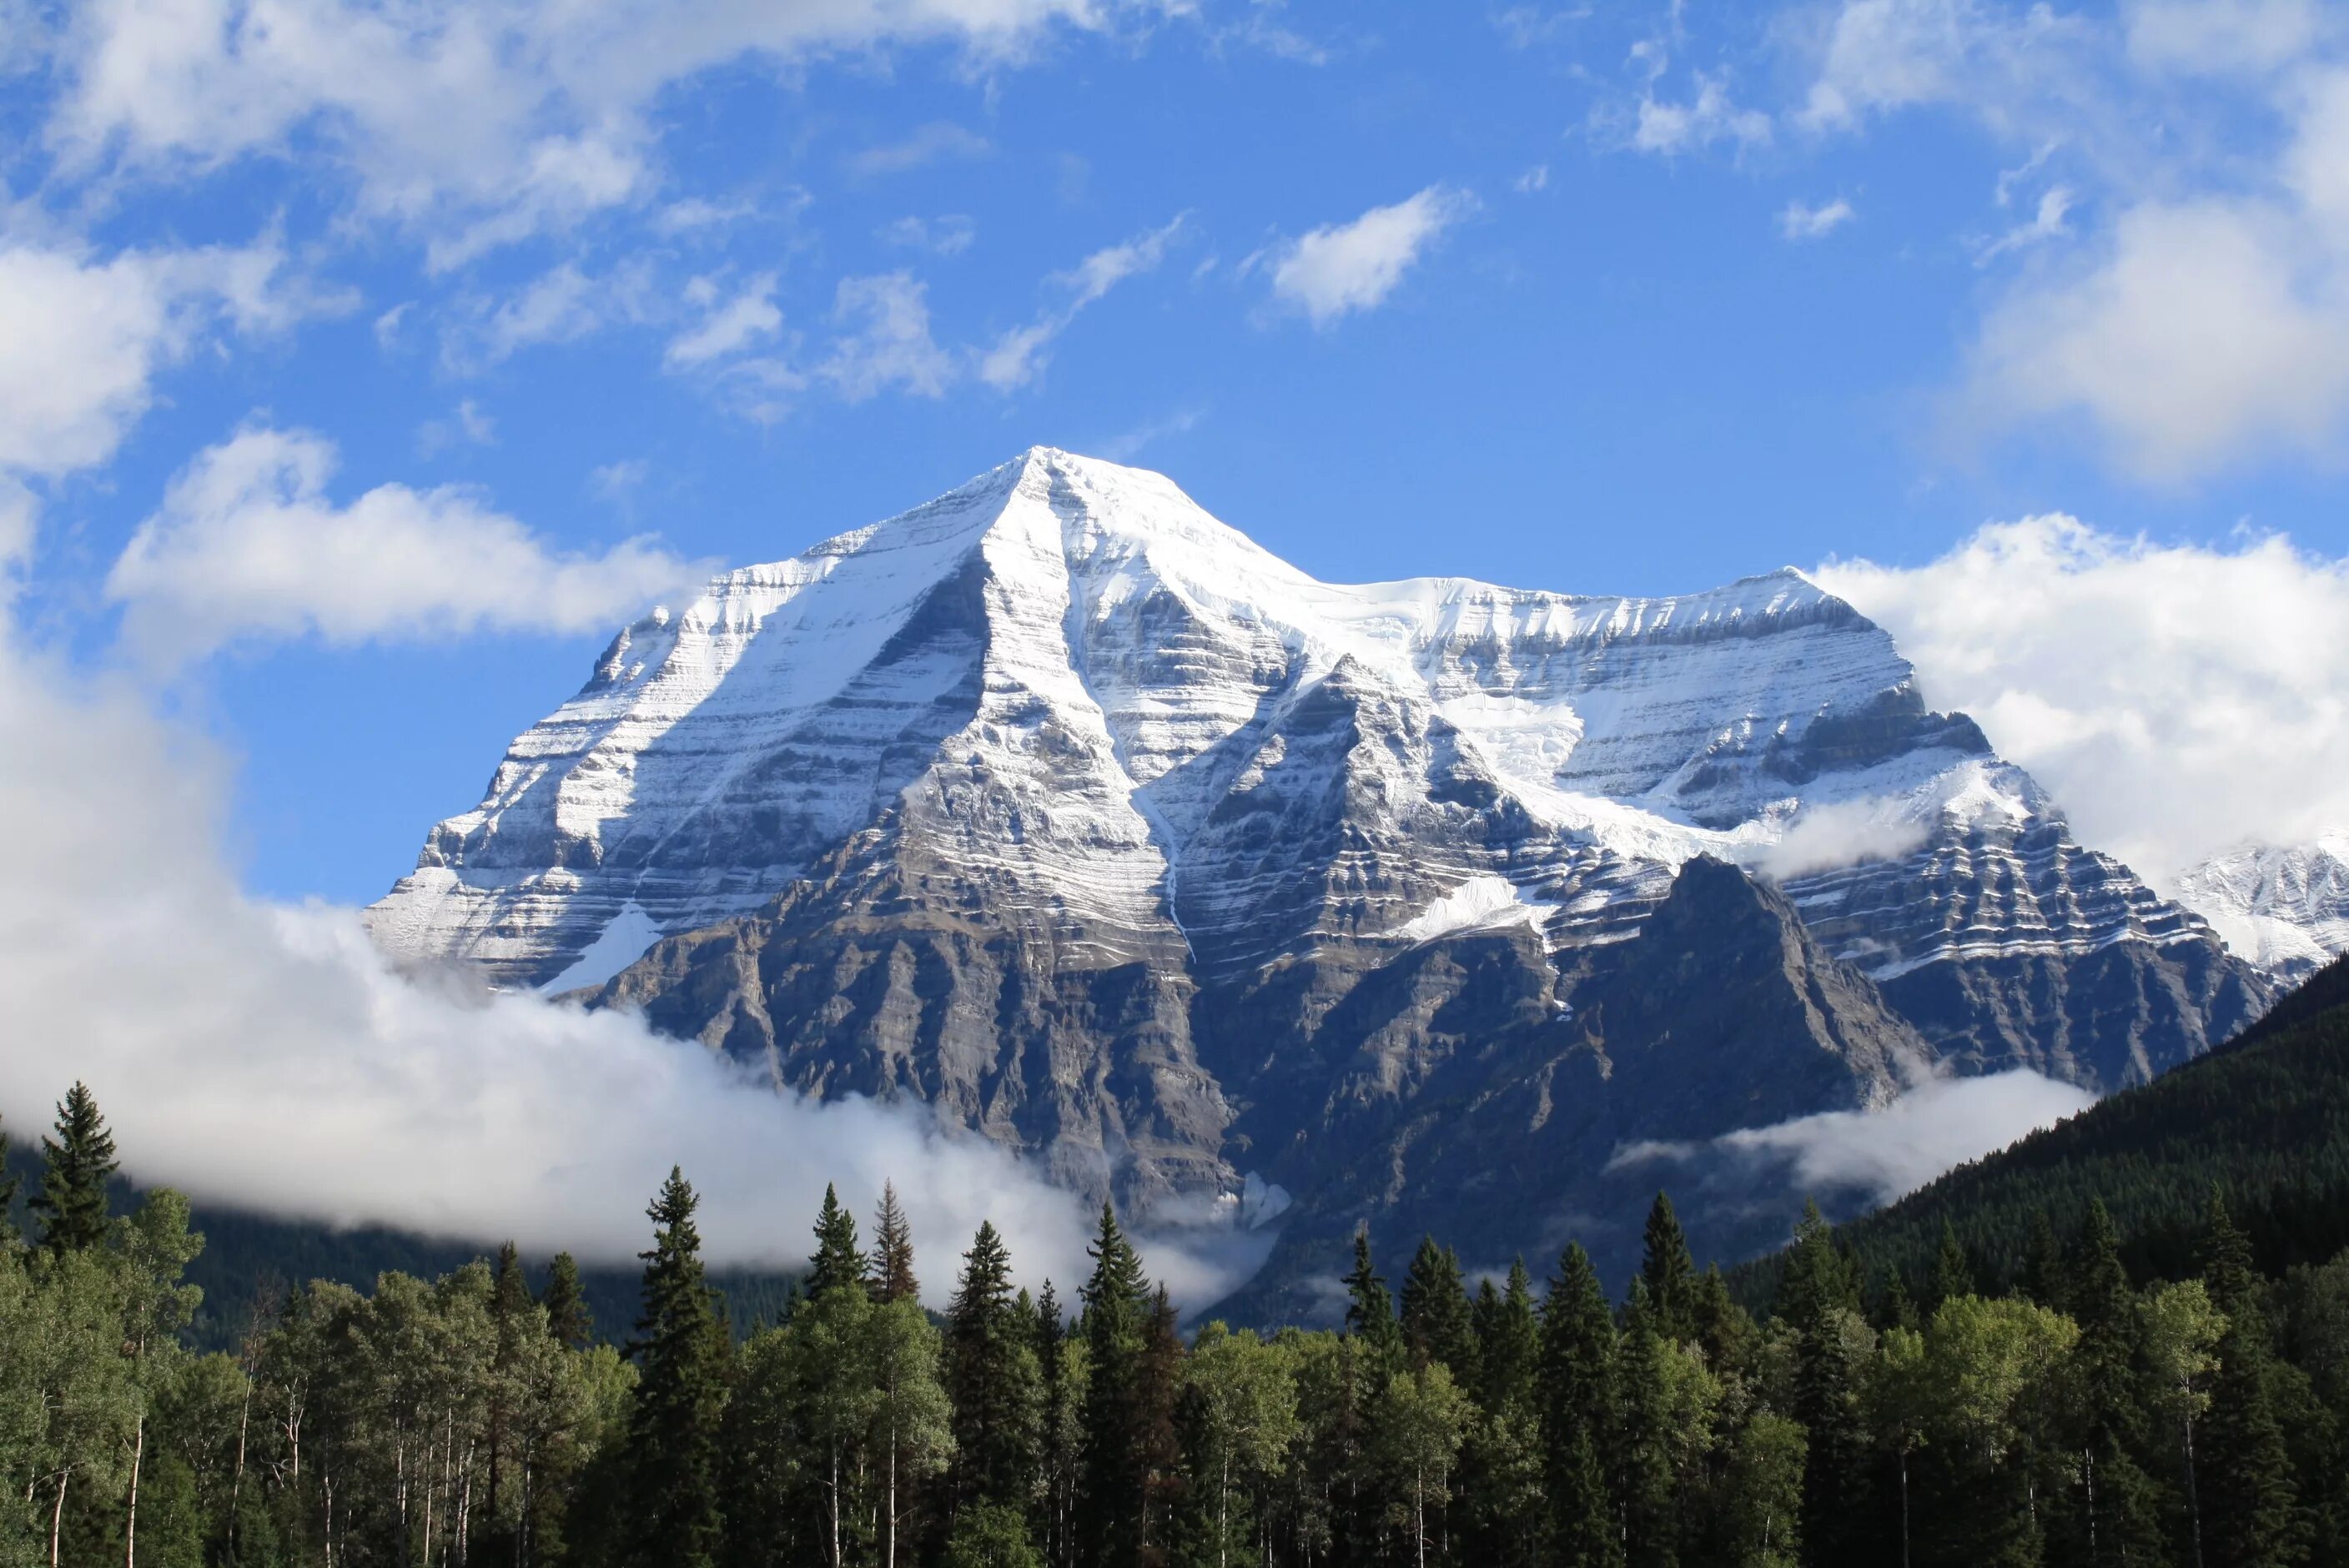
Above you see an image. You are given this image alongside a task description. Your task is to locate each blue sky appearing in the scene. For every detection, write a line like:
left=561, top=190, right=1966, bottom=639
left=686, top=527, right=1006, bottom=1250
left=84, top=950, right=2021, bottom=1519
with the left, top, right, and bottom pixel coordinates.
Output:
left=8, top=0, right=2349, bottom=904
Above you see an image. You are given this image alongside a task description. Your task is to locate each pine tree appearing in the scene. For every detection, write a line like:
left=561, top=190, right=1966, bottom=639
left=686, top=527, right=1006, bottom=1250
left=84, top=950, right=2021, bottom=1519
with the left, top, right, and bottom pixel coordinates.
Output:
left=486, top=1239, right=534, bottom=1546
left=626, top=1166, right=730, bottom=1568
left=1475, top=1258, right=1541, bottom=1413
left=1930, top=1221, right=1974, bottom=1309
left=871, top=1180, right=921, bottom=1304
left=1343, top=1227, right=1403, bottom=1377
left=2018, top=1210, right=2066, bottom=1311
left=2198, top=1188, right=2306, bottom=1567
left=1640, top=1194, right=1698, bottom=1344
left=32, top=1082, right=118, bottom=1254
left=1541, top=1243, right=1622, bottom=1568
left=1034, top=1279, right=1081, bottom=1568
left=544, top=1251, right=593, bottom=1349
left=1077, top=1201, right=1150, bottom=1565
left=2060, top=1201, right=2165, bottom=1566
left=1690, top=1265, right=1757, bottom=1379
left=947, top=1220, right=1041, bottom=1512
left=1616, top=1290, right=1682, bottom=1568
left=1400, top=1235, right=1477, bottom=1380
left=1782, top=1203, right=1875, bottom=1568
left=1134, top=1284, right=1188, bottom=1560
left=809, top=1183, right=869, bottom=1300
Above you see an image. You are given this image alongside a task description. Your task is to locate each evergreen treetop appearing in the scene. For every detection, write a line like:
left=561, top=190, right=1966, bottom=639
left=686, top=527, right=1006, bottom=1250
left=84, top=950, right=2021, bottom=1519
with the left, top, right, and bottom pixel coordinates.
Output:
left=33, top=1080, right=118, bottom=1254
left=870, top=1179, right=920, bottom=1304
left=807, top=1182, right=868, bottom=1300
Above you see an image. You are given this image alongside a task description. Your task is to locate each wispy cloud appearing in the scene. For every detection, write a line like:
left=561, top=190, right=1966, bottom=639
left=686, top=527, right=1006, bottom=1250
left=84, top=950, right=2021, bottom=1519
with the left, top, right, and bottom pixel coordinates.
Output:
left=846, top=122, right=993, bottom=178
left=981, top=216, right=1187, bottom=389
left=1778, top=196, right=1856, bottom=240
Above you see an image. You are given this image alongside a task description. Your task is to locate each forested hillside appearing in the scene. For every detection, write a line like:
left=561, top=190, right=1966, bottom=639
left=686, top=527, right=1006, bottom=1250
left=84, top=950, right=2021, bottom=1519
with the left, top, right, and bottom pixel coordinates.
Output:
left=8, top=1038, right=2349, bottom=1568
left=1738, top=953, right=2349, bottom=1308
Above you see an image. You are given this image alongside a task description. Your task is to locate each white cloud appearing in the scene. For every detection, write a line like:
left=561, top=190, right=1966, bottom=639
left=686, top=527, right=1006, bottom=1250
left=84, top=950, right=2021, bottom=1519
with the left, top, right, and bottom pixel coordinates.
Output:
left=980, top=215, right=1186, bottom=389
left=1269, top=185, right=1476, bottom=328
left=1797, top=0, right=2092, bottom=134
left=1513, top=163, right=1551, bottom=193
left=1815, top=516, right=2349, bottom=882
left=1632, top=73, right=1772, bottom=154
left=2125, top=0, right=2326, bottom=76
left=1612, top=1070, right=2095, bottom=1207
left=1962, top=194, right=2349, bottom=478
left=0, top=239, right=326, bottom=477
left=44, top=2, right=1104, bottom=261
left=0, top=609, right=1264, bottom=1309
left=106, top=425, right=708, bottom=664
left=589, top=458, right=649, bottom=505
left=1744, top=798, right=1929, bottom=881
left=878, top=214, right=978, bottom=254
left=819, top=272, right=956, bottom=401
left=1778, top=196, right=1857, bottom=239
left=665, top=272, right=783, bottom=368
left=415, top=397, right=496, bottom=456
left=845, top=121, right=993, bottom=178
left=1974, top=183, right=2074, bottom=263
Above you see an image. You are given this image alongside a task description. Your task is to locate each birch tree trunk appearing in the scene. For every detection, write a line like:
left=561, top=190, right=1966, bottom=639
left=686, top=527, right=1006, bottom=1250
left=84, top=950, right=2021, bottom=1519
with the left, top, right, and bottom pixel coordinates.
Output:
left=123, top=1415, right=143, bottom=1568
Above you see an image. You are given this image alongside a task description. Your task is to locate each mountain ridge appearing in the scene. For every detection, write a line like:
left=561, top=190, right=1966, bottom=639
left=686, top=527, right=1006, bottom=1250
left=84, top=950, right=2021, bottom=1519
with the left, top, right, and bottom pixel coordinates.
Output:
left=364, top=447, right=2272, bottom=1311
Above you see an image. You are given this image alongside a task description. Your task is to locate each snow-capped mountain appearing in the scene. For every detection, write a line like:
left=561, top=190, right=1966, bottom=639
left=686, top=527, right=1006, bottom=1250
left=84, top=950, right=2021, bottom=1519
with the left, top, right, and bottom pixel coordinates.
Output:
left=2176, top=833, right=2349, bottom=978
left=366, top=449, right=2268, bottom=1311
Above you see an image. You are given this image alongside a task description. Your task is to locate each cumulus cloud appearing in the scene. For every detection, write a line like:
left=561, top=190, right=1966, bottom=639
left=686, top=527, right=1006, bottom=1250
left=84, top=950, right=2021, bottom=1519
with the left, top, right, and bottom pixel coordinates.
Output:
left=980, top=215, right=1186, bottom=389
left=1612, top=1070, right=2095, bottom=1207
left=1815, top=516, right=2349, bottom=882
left=43, top=2, right=1104, bottom=260
left=0, top=239, right=330, bottom=477
left=1269, top=185, right=1476, bottom=328
left=1778, top=196, right=1856, bottom=240
left=105, top=425, right=707, bottom=665
left=0, top=616, right=1262, bottom=1308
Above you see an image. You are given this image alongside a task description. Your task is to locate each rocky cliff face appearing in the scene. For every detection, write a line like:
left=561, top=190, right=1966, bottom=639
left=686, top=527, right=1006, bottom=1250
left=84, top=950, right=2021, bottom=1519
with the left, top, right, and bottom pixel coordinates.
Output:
left=367, top=448, right=2271, bottom=1302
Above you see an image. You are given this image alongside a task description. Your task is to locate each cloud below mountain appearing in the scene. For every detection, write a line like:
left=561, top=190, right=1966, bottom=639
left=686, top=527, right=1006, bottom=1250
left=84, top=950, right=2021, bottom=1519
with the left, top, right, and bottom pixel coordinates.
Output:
left=0, top=608, right=1266, bottom=1309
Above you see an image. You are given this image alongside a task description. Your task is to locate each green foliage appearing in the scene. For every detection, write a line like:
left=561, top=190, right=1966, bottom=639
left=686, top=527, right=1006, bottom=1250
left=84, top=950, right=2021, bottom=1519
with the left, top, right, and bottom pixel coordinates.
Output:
left=625, top=1165, right=730, bottom=1568
left=33, top=1083, right=118, bottom=1256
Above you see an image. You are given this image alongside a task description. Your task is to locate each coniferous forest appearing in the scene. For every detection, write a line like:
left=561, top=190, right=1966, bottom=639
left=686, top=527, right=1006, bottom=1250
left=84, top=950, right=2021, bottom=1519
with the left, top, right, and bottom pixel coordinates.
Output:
left=6, top=964, right=2349, bottom=1568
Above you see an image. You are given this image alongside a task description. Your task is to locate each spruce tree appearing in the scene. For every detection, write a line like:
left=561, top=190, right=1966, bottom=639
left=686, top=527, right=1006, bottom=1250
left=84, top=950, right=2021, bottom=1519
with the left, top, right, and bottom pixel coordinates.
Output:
left=1616, top=1290, right=1682, bottom=1568
left=2019, top=1210, right=2067, bottom=1311
left=1475, top=1258, right=1541, bottom=1413
left=1343, top=1227, right=1403, bottom=1376
left=1640, top=1193, right=1698, bottom=1344
left=626, top=1167, right=729, bottom=1568
left=32, top=1082, right=117, bottom=1254
left=2198, top=1189, right=2306, bottom=1567
left=1541, top=1243, right=1622, bottom=1568
left=1076, top=1201, right=1149, bottom=1565
left=1929, top=1220, right=1974, bottom=1309
left=1782, top=1204, right=1874, bottom=1568
left=807, top=1183, right=868, bottom=1299
left=871, top=1180, right=920, bottom=1304
left=1400, top=1235, right=1477, bottom=1380
left=2060, top=1201, right=2166, bottom=1566
left=1690, top=1265, right=1757, bottom=1379
left=947, top=1220, right=1040, bottom=1511
left=1034, top=1279, right=1080, bottom=1568
left=544, top=1252, right=593, bottom=1349
left=1134, top=1284, right=1188, bottom=1559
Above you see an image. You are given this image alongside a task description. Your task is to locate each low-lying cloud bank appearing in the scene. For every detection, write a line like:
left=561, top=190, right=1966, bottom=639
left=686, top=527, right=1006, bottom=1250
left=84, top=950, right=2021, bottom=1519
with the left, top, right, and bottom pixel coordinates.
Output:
left=0, top=626, right=1266, bottom=1310
left=1611, top=1070, right=2097, bottom=1208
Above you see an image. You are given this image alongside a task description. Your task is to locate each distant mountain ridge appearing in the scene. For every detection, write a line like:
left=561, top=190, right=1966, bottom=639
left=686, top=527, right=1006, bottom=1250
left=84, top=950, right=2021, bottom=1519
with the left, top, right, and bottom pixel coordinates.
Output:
left=365, top=449, right=2271, bottom=1314
left=2177, top=832, right=2349, bottom=979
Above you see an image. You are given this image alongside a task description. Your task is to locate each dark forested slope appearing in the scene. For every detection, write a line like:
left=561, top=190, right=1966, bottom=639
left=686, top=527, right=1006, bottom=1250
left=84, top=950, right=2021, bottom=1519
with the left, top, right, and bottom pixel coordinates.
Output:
left=1743, top=953, right=2349, bottom=1305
